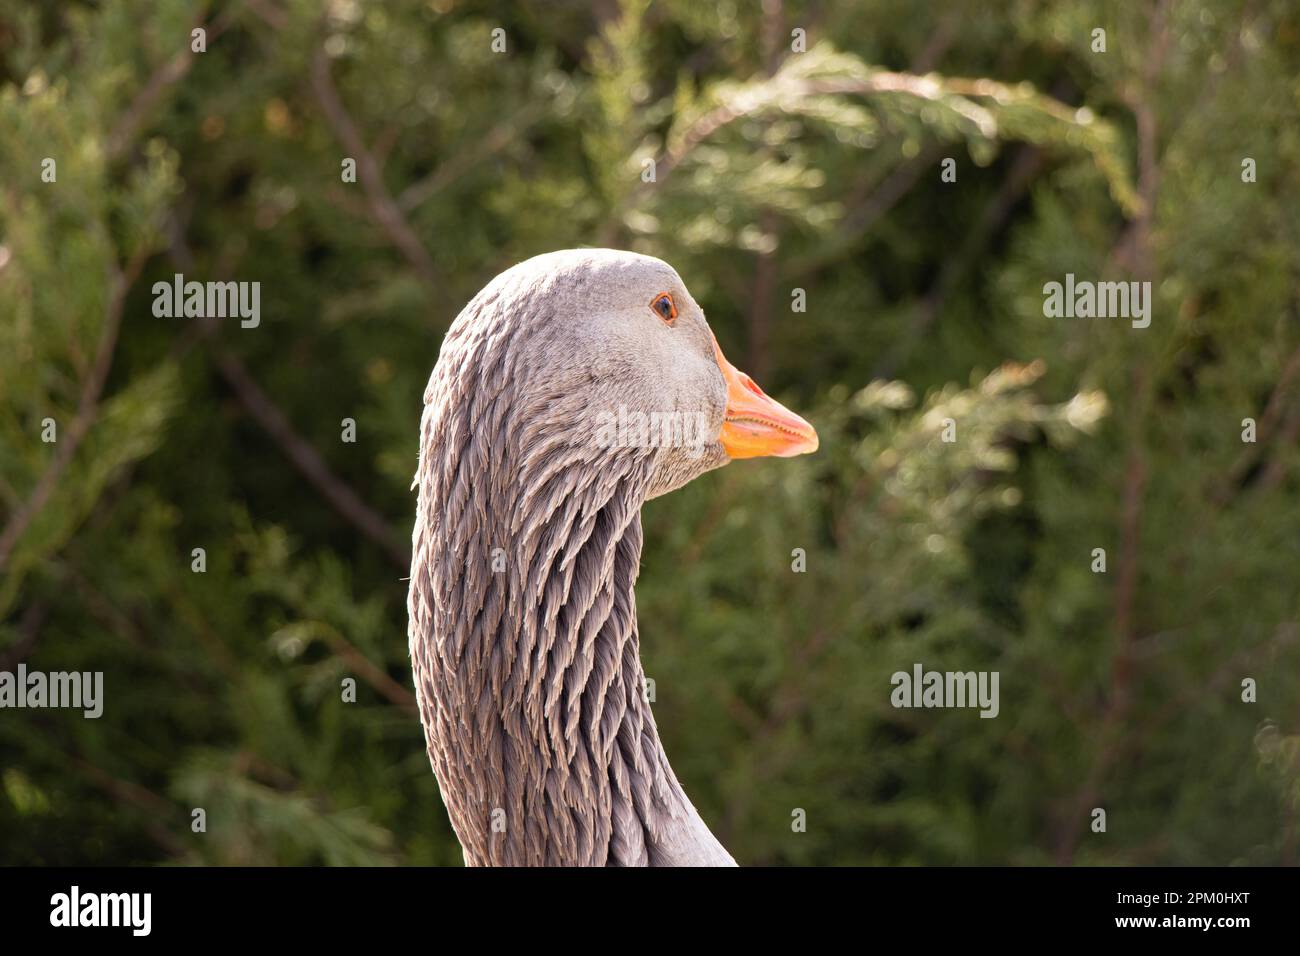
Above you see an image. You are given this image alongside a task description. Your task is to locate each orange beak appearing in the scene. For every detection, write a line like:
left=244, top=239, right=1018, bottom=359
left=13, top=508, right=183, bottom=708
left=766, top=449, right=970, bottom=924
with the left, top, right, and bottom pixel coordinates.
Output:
left=713, top=332, right=819, bottom=459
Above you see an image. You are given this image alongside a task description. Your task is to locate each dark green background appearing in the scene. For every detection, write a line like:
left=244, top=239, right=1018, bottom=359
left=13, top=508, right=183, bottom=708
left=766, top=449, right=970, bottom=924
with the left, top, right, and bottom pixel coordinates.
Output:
left=2, top=0, right=1298, bottom=865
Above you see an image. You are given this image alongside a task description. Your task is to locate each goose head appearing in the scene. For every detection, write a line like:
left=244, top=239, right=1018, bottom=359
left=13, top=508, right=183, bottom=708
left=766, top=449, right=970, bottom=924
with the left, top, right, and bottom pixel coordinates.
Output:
left=408, top=248, right=817, bottom=866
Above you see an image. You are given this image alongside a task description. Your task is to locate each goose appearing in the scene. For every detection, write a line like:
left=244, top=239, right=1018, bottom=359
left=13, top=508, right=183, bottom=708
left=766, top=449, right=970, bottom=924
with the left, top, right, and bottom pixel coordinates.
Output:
left=407, top=248, right=818, bottom=866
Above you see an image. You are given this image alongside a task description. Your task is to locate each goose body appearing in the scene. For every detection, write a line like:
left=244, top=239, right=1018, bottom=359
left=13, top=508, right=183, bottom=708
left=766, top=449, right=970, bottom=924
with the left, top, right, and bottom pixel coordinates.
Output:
left=407, top=249, right=817, bottom=866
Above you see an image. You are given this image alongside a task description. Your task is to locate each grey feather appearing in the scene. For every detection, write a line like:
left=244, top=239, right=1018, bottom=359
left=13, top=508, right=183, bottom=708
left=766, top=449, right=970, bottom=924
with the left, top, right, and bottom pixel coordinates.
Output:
left=409, top=249, right=736, bottom=866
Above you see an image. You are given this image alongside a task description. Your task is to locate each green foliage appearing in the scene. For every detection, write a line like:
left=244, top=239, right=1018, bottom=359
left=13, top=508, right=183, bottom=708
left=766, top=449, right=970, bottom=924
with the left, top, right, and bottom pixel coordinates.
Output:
left=1, top=0, right=1298, bottom=865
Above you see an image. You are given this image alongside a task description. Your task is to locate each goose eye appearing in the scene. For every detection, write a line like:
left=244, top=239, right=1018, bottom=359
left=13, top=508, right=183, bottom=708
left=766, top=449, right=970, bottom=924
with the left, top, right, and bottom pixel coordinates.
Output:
left=650, top=292, right=677, bottom=323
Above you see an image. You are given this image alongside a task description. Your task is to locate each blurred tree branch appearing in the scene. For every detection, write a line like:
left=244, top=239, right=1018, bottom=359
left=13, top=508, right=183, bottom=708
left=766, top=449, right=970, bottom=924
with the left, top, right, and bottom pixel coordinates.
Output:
left=1055, top=0, right=1172, bottom=865
left=397, top=103, right=544, bottom=213
left=873, top=143, right=1048, bottom=380
left=1215, top=338, right=1300, bottom=502
left=0, top=250, right=148, bottom=574
left=163, top=219, right=411, bottom=570
left=106, top=4, right=233, bottom=161
left=208, top=343, right=411, bottom=569
left=307, top=45, right=440, bottom=290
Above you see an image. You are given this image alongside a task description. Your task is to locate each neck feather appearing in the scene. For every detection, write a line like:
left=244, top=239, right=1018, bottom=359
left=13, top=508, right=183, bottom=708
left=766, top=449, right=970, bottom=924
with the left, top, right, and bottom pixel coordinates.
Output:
left=408, top=331, right=733, bottom=866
